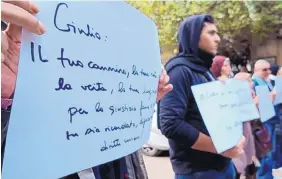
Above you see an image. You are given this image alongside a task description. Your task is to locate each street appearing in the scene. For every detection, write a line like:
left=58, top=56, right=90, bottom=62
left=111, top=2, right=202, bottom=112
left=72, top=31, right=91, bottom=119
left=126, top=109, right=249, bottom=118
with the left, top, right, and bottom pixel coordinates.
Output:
left=143, top=154, right=282, bottom=179
left=143, top=153, right=174, bottom=179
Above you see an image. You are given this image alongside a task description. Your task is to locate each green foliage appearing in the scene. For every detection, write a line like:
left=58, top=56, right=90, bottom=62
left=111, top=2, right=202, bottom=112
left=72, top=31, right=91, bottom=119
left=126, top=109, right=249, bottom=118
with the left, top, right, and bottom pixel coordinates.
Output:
left=127, top=1, right=282, bottom=64
left=249, top=1, right=282, bottom=40
left=127, top=1, right=217, bottom=47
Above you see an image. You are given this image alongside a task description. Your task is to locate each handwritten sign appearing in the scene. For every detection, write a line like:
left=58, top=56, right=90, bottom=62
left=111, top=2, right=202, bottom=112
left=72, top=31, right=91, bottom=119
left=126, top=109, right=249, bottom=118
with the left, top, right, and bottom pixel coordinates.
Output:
left=255, top=86, right=275, bottom=122
left=191, top=81, right=243, bottom=154
left=2, top=2, right=161, bottom=179
left=227, top=79, right=260, bottom=122
left=274, top=76, right=282, bottom=105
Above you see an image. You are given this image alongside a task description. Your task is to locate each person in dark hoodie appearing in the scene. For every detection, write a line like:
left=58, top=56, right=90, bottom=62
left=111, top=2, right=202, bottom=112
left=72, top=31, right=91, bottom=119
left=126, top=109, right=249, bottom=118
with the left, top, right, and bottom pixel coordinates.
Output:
left=159, top=14, right=245, bottom=179
left=269, top=64, right=280, bottom=86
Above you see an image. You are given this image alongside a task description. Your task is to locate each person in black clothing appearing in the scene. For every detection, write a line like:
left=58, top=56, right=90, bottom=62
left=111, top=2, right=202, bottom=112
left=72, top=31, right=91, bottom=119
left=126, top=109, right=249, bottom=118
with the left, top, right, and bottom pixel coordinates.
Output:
left=159, top=14, right=245, bottom=179
left=269, top=64, right=282, bottom=169
left=270, top=64, right=280, bottom=86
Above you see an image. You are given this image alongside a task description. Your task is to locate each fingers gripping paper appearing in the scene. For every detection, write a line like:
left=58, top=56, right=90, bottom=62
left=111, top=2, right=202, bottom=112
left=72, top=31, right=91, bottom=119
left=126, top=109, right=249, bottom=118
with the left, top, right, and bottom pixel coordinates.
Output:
left=2, top=2, right=161, bottom=179
left=191, top=81, right=243, bottom=154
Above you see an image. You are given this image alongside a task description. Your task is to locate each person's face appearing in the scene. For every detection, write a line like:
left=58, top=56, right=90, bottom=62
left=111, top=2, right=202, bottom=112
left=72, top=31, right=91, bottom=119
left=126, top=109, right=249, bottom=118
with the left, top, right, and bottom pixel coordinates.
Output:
left=221, top=59, right=232, bottom=76
left=199, top=23, right=221, bottom=55
left=256, top=63, right=271, bottom=79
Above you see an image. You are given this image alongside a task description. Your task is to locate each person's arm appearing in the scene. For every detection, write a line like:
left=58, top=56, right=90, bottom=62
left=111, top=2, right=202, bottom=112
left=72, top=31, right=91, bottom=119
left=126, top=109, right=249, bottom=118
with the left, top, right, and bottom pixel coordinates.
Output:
left=191, top=133, right=217, bottom=153
left=159, top=66, right=246, bottom=157
left=1, top=1, right=46, bottom=99
left=159, top=66, right=216, bottom=153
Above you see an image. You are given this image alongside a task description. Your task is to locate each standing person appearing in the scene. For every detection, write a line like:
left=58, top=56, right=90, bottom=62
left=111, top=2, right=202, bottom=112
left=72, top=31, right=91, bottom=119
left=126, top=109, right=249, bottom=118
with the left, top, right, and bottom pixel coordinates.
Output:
left=270, top=65, right=282, bottom=169
left=1, top=1, right=173, bottom=179
left=210, top=56, right=232, bottom=82
left=232, top=72, right=258, bottom=179
left=276, top=67, right=282, bottom=168
left=269, top=64, right=280, bottom=86
left=252, top=60, right=279, bottom=179
left=159, top=14, right=245, bottom=179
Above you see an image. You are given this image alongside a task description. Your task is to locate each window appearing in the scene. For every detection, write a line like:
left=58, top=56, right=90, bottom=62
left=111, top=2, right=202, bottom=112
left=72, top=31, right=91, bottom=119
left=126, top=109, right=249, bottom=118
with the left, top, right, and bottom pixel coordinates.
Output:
left=257, top=56, right=276, bottom=64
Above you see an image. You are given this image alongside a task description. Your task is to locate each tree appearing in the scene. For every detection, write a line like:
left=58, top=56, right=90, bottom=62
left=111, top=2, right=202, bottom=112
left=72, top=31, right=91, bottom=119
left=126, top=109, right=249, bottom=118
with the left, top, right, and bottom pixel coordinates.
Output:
left=127, top=1, right=282, bottom=65
left=127, top=1, right=217, bottom=47
left=219, top=1, right=282, bottom=68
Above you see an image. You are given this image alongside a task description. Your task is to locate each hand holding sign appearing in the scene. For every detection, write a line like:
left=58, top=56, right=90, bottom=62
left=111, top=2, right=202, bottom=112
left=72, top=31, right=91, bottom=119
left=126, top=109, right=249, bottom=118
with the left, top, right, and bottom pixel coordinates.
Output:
left=221, top=136, right=246, bottom=159
left=1, top=1, right=46, bottom=35
left=191, top=79, right=257, bottom=154
left=2, top=2, right=162, bottom=179
left=1, top=1, right=46, bottom=98
left=253, top=96, right=259, bottom=105
left=156, top=66, right=173, bottom=102
left=191, top=81, right=243, bottom=153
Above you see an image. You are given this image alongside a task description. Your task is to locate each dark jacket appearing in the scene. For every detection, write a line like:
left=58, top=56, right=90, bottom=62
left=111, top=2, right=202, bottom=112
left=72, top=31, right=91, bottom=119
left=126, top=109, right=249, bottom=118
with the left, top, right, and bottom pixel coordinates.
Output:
left=270, top=64, right=280, bottom=87
left=159, top=14, right=230, bottom=175
left=276, top=104, right=282, bottom=135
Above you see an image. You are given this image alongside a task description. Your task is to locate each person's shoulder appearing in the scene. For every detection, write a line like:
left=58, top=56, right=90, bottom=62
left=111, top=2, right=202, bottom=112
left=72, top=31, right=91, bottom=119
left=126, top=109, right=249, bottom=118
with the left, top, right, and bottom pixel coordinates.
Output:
left=165, top=57, right=196, bottom=74
left=167, top=65, right=193, bottom=79
left=252, top=78, right=259, bottom=86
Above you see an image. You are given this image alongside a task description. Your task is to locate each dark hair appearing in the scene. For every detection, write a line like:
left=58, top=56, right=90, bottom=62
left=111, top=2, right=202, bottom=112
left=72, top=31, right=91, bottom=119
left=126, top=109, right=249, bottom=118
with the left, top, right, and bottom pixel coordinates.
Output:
left=270, top=64, right=280, bottom=76
left=204, top=15, right=214, bottom=24
left=202, top=15, right=214, bottom=30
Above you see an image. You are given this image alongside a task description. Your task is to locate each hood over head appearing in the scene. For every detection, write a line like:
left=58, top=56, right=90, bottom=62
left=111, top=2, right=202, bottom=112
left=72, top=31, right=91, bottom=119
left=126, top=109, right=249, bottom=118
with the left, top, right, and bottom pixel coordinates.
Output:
left=177, top=14, right=215, bottom=69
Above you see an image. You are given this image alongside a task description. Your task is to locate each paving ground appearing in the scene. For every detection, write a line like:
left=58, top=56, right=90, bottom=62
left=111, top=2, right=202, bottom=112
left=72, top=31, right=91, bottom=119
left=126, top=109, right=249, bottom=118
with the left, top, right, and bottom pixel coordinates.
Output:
left=143, top=153, right=282, bottom=179
left=143, top=152, right=174, bottom=179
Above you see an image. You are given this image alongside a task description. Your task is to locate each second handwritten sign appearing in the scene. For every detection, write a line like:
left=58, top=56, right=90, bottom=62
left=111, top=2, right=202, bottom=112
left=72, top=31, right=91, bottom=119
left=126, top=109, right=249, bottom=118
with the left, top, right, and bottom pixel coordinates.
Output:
left=192, top=81, right=243, bottom=154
